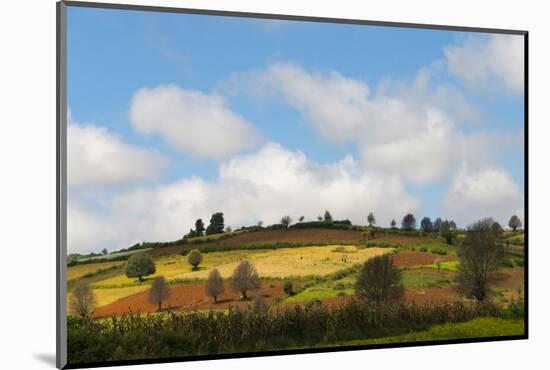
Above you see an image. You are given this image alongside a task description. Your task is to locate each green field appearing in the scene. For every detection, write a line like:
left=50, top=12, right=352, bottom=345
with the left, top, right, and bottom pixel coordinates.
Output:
left=285, top=286, right=354, bottom=303
left=67, top=226, right=525, bottom=364
left=331, top=317, right=524, bottom=346
left=402, top=270, right=452, bottom=288
left=88, top=245, right=392, bottom=288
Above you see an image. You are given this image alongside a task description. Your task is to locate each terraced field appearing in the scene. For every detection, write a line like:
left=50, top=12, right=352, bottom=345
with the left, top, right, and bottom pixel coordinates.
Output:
left=92, top=245, right=392, bottom=287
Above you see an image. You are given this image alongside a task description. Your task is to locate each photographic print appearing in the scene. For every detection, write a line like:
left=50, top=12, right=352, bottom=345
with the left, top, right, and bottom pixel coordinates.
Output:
left=58, top=2, right=527, bottom=368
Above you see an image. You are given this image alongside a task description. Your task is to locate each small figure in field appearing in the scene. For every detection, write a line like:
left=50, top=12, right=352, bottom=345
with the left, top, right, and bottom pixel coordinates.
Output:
left=435, top=258, right=442, bottom=273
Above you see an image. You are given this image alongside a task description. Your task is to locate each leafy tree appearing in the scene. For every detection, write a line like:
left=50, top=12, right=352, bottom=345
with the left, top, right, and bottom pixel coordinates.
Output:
left=195, top=219, right=205, bottom=237
left=101, top=248, right=108, bottom=255
left=185, top=229, right=197, bottom=238
left=281, top=215, right=292, bottom=229
left=420, top=217, right=433, bottom=232
left=125, top=252, right=156, bottom=282
left=449, top=220, right=457, bottom=231
left=440, top=220, right=454, bottom=244
left=433, top=217, right=442, bottom=232
left=205, top=268, right=225, bottom=303
left=324, top=210, right=333, bottom=222
left=225, top=226, right=232, bottom=233
left=390, top=219, right=397, bottom=229
left=148, top=276, right=170, bottom=311
left=401, top=213, right=416, bottom=229
left=508, top=215, right=522, bottom=231
left=230, top=260, right=260, bottom=300
left=457, top=218, right=504, bottom=301
left=283, top=281, right=294, bottom=296
left=69, top=283, right=96, bottom=317
left=317, top=215, right=323, bottom=221
left=355, top=255, right=404, bottom=303
left=257, top=220, right=263, bottom=227
left=299, top=216, right=305, bottom=222
left=187, top=249, right=203, bottom=271
left=367, top=212, right=376, bottom=226
left=206, top=212, right=225, bottom=235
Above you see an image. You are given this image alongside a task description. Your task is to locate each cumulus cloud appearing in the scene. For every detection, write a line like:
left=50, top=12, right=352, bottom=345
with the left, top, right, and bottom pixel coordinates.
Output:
left=444, top=34, right=524, bottom=94
left=224, top=63, right=516, bottom=185
left=442, top=166, right=524, bottom=227
left=68, top=143, right=420, bottom=253
left=68, top=120, right=168, bottom=186
left=129, top=85, right=261, bottom=158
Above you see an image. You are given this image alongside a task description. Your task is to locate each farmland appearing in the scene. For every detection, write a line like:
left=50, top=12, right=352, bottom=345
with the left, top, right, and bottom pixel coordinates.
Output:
left=92, top=245, right=391, bottom=287
left=67, top=223, right=525, bottom=363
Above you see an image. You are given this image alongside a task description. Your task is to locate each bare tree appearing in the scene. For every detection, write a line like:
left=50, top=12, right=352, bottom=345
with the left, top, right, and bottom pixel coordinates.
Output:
left=457, top=218, right=504, bottom=301
left=205, top=268, right=225, bottom=303
left=69, top=283, right=96, bottom=318
left=231, top=260, right=260, bottom=300
left=148, top=276, right=171, bottom=311
left=281, top=215, right=292, bottom=229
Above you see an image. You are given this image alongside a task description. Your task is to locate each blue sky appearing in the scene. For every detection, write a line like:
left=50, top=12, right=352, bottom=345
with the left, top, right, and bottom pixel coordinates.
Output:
left=67, top=6, right=525, bottom=253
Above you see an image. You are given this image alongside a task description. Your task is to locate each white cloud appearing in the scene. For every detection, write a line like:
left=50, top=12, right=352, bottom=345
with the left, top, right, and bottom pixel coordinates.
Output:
left=68, top=143, right=420, bottom=253
left=442, top=166, right=523, bottom=227
left=67, top=204, right=119, bottom=253
left=266, top=64, right=371, bottom=142
left=444, top=34, right=524, bottom=94
left=129, top=85, right=261, bottom=159
left=68, top=121, right=168, bottom=186
left=224, top=63, right=504, bottom=185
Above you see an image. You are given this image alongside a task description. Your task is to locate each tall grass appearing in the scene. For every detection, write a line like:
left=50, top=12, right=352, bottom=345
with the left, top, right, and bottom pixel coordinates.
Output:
left=67, top=300, right=522, bottom=364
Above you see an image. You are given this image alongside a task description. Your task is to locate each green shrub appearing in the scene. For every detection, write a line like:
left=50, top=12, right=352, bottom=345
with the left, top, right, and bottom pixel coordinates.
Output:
left=419, top=246, right=428, bottom=252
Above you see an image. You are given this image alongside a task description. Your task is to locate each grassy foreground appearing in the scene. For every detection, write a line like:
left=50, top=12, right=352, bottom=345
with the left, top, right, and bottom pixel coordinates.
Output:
left=67, top=300, right=523, bottom=364
left=329, top=317, right=524, bottom=347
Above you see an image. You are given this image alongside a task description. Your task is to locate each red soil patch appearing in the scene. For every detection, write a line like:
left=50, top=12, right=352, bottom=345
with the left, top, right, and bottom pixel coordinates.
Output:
left=404, top=285, right=463, bottom=304
left=489, top=267, right=524, bottom=290
left=392, top=251, right=456, bottom=267
left=148, top=229, right=362, bottom=257
left=92, top=281, right=285, bottom=317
